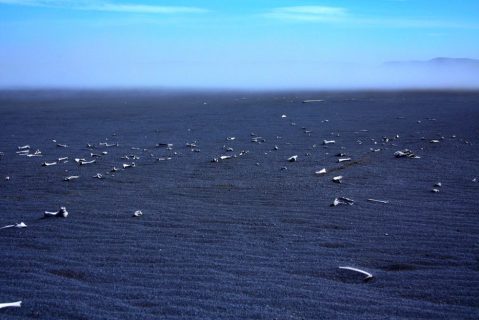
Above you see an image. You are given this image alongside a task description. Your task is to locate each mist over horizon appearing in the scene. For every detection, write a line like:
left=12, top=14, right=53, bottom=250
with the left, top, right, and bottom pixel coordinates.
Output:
left=1, top=57, right=478, bottom=90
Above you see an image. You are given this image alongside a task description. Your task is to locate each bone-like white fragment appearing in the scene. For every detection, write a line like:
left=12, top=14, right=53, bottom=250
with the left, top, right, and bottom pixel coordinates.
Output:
left=44, top=206, right=68, bottom=218
left=315, top=168, right=327, bottom=175
left=64, top=176, right=80, bottom=181
left=339, top=266, right=373, bottom=281
left=133, top=210, right=143, bottom=217
left=287, top=155, right=298, bottom=162
left=367, top=199, right=389, bottom=204
left=338, top=158, right=351, bottom=163
left=123, top=162, right=135, bottom=169
left=303, top=99, right=324, bottom=103
left=394, top=149, right=420, bottom=159
left=156, top=143, right=173, bottom=148
left=0, top=301, right=22, bottom=309
left=42, top=161, right=57, bottom=167
left=1, top=222, right=27, bottom=230
left=332, top=176, right=343, bottom=183
left=79, top=160, right=96, bottom=165
left=331, top=197, right=354, bottom=206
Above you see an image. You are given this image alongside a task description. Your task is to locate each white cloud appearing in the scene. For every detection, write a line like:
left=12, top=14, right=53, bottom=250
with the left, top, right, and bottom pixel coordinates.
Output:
left=82, top=3, right=207, bottom=14
left=265, top=5, right=479, bottom=29
left=265, top=6, right=347, bottom=22
left=0, top=0, right=208, bottom=14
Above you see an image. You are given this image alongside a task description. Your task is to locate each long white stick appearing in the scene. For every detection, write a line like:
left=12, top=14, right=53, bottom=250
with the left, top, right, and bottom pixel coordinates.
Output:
left=367, top=199, right=389, bottom=204
left=0, top=301, right=22, bottom=309
left=339, top=266, right=373, bottom=280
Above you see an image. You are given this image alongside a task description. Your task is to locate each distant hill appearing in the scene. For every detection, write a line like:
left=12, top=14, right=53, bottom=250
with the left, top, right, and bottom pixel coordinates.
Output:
left=379, top=57, right=479, bottom=89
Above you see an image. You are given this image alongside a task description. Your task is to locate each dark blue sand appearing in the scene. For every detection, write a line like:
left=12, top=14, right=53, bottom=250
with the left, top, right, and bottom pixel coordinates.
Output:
left=0, top=91, right=478, bottom=319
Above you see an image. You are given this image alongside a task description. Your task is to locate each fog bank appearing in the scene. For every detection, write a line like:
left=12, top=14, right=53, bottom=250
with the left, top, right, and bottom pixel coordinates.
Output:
left=1, top=58, right=478, bottom=90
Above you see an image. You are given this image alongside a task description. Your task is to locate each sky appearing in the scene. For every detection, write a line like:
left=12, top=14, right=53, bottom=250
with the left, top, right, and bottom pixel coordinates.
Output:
left=0, top=0, right=478, bottom=89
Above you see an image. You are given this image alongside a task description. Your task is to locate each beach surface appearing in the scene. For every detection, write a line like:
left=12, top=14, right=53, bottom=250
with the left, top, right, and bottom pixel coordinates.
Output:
left=0, top=90, right=478, bottom=319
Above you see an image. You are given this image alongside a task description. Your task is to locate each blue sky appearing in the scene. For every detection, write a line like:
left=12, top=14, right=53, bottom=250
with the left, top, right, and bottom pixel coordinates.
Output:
left=0, top=0, right=478, bottom=88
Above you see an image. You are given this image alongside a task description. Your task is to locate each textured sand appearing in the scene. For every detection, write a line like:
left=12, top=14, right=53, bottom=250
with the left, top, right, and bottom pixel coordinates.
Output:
left=0, top=90, right=478, bottom=319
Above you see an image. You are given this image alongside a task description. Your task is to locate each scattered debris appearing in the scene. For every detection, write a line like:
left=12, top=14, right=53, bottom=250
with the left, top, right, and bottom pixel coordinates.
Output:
left=338, top=266, right=373, bottom=281
left=331, top=197, right=355, bottom=206
left=79, top=159, right=96, bottom=165
left=431, top=188, right=440, bottom=193
left=251, top=137, right=266, bottom=143
left=303, top=99, right=324, bottom=103
left=434, top=182, right=442, bottom=187
left=212, top=155, right=233, bottom=162
left=44, top=206, right=68, bottom=218
left=394, top=149, right=420, bottom=159
left=315, top=168, right=327, bottom=175
left=156, top=143, right=173, bottom=148
left=100, top=142, right=117, bottom=147
left=93, top=173, right=104, bottom=179
left=42, top=161, right=57, bottom=167
left=0, top=222, right=27, bottom=230
left=0, top=301, right=22, bottom=309
left=287, top=155, right=298, bottom=162
left=64, top=176, right=80, bottom=181
left=367, top=199, right=389, bottom=204
left=332, top=176, right=343, bottom=183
